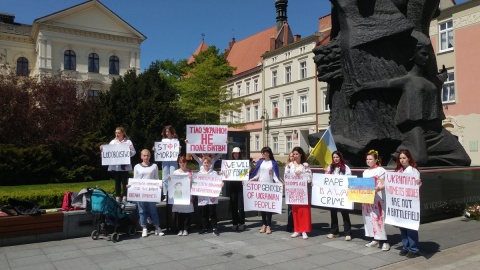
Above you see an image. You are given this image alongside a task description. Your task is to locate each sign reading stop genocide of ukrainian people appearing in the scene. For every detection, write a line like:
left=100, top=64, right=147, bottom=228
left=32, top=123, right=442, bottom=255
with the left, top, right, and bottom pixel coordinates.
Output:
left=243, top=182, right=283, bottom=214
left=186, top=125, right=228, bottom=153
left=190, top=173, right=223, bottom=197
left=312, top=174, right=354, bottom=210
left=154, top=140, right=180, bottom=162
left=384, top=171, right=421, bottom=230
left=221, top=160, right=249, bottom=181
left=101, top=144, right=131, bottom=166
left=284, top=173, right=309, bottom=205
left=127, top=179, right=163, bottom=203
left=347, top=178, right=376, bottom=204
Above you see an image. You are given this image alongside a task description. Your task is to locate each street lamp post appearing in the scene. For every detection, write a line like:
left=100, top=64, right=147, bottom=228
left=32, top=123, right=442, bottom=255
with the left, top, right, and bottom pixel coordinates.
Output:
left=260, top=109, right=269, bottom=147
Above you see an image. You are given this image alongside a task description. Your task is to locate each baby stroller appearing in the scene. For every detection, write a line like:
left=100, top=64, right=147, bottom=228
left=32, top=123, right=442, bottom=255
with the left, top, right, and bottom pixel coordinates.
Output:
left=90, top=189, right=136, bottom=242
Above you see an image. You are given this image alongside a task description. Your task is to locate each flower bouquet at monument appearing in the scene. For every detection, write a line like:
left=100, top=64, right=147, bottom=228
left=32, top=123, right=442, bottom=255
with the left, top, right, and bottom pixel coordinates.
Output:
left=464, top=203, right=480, bottom=221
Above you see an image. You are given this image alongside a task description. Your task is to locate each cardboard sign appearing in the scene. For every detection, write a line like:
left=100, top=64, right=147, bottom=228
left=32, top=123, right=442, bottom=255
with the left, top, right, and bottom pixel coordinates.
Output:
left=154, top=139, right=180, bottom=162
left=127, top=179, right=162, bottom=202
left=186, top=125, right=227, bottom=153
left=347, top=178, right=375, bottom=204
left=221, top=160, right=249, bottom=181
left=190, top=173, right=223, bottom=197
left=101, top=144, right=131, bottom=166
left=167, top=175, right=191, bottom=205
left=385, top=171, right=421, bottom=230
left=243, top=182, right=283, bottom=214
left=312, top=174, right=354, bottom=209
left=284, top=173, right=309, bottom=205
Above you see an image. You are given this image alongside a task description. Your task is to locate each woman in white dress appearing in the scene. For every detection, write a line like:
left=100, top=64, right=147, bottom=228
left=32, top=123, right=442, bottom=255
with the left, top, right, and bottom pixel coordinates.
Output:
left=171, top=156, right=194, bottom=236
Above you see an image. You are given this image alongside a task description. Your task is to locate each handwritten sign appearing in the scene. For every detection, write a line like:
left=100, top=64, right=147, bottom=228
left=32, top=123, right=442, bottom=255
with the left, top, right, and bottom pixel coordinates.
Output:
left=186, top=125, right=228, bottom=153
left=101, top=144, right=131, bottom=166
left=190, top=173, right=223, bottom=197
left=127, top=179, right=162, bottom=202
left=385, top=171, right=420, bottom=230
left=221, top=160, right=249, bottom=181
left=243, top=182, right=283, bottom=214
left=167, top=175, right=191, bottom=205
left=347, top=178, right=375, bottom=204
left=312, top=174, right=354, bottom=209
left=154, top=139, right=180, bottom=162
left=284, top=173, right=308, bottom=205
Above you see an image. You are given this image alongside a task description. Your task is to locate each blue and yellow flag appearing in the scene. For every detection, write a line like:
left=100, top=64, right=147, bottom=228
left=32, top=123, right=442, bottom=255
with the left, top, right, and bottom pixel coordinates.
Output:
left=311, top=126, right=337, bottom=169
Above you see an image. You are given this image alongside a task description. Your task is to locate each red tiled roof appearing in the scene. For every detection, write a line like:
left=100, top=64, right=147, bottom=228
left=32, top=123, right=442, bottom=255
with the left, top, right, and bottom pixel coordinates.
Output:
left=226, top=26, right=277, bottom=76
left=188, top=41, right=208, bottom=64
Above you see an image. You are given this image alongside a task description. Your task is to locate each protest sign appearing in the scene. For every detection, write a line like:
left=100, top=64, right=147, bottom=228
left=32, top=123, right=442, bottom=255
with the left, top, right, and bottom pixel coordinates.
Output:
left=384, top=171, right=420, bottom=230
left=167, top=175, right=191, bottom=205
left=101, top=144, right=131, bottom=166
left=284, top=173, right=308, bottom=205
left=186, top=125, right=228, bottom=153
left=154, top=139, right=180, bottom=162
left=221, top=160, right=249, bottom=181
left=312, top=174, right=354, bottom=209
left=243, top=182, right=283, bottom=214
left=190, top=173, right=223, bottom=197
left=127, top=179, right=162, bottom=203
left=347, top=178, right=375, bottom=204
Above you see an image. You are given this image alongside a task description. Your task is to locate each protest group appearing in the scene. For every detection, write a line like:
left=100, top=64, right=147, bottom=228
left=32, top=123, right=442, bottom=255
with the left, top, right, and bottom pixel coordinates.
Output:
left=100, top=124, right=423, bottom=259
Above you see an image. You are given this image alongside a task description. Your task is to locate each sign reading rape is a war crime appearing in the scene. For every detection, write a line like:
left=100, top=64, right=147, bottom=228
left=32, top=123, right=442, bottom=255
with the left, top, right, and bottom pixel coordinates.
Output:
left=127, top=179, right=163, bottom=203
left=284, top=173, right=308, bottom=205
left=186, top=125, right=228, bottom=153
left=384, top=171, right=421, bottom=231
left=243, top=182, right=283, bottom=214
left=190, top=173, right=223, bottom=197
left=312, top=174, right=354, bottom=210
left=221, top=160, right=249, bottom=181
left=154, top=140, right=180, bottom=162
left=101, top=144, right=131, bottom=166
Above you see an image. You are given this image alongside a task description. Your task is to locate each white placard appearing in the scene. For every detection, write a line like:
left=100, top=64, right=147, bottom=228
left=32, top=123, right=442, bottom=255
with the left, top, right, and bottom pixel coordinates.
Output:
left=284, top=173, right=309, bottom=205
left=221, top=160, right=249, bottom=181
left=312, top=174, right=354, bottom=210
left=101, top=144, right=131, bottom=166
left=190, top=173, right=223, bottom=197
left=127, top=179, right=162, bottom=202
left=243, top=182, right=283, bottom=214
left=167, top=175, right=191, bottom=205
left=154, top=140, right=180, bottom=162
left=186, top=125, right=228, bottom=153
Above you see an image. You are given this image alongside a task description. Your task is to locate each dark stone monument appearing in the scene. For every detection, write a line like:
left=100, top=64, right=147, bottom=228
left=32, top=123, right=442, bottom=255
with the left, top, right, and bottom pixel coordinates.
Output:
left=313, top=0, right=471, bottom=167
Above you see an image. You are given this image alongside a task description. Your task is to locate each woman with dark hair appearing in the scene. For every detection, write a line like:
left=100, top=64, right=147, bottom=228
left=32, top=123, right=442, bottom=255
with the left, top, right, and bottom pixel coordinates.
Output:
left=363, top=149, right=390, bottom=251
left=325, top=151, right=352, bottom=241
left=249, top=147, right=282, bottom=234
left=229, top=147, right=246, bottom=231
left=285, top=146, right=312, bottom=239
left=395, top=149, right=422, bottom=258
left=286, top=152, right=295, bottom=232
left=160, top=125, right=180, bottom=200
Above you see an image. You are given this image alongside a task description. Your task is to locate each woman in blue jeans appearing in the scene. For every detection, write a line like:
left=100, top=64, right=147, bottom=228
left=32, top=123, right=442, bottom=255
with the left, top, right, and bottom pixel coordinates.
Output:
left=160, top=125, right=180, bottom=200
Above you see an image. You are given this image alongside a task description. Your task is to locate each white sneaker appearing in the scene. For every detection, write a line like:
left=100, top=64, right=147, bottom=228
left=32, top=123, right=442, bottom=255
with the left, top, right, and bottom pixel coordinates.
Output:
left=345, top=235, right=352, bottom=241
left=302, top=232, right=309, bottom=239
left=178, top=230, right=183, bottom=236
left=182, top=230, right=189, bottom=236
left=291, top=232, right=300, bottom=238
left=382, top=243, right=391, bottom=251
left=122, top=196, right=127, bottom=203
left=142, top=228, right=148, bottom=237
left=365, top=240, right=379, bottom=247
left=155, top=228, right=164, bottom=236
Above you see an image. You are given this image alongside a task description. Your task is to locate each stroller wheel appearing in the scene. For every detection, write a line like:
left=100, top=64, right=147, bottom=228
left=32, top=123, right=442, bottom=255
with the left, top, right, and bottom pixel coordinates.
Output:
left=91, top=230, right=99, bottom=240
left=128, top=226, right=137, bottom=236
left=111, top=232, right=119, bottom=243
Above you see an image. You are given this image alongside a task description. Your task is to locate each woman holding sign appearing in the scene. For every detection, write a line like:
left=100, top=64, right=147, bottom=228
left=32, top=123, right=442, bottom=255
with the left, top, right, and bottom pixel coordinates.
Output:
left=160, top=125, right=180, bottom=201
left=325, top=151, right=352, bottom=241
left=249, top=147, right=282, bottom=235
left=229, top=147, right=246, bottom=231
left=363, top=150, right=390, bottom=251
left=285, top=147, right=312, bottom=239
left=394, top=149, right=422, bottom=258
left=171, top=156, right=194, bottom=236
left=197, top=156, right=222, bottom=236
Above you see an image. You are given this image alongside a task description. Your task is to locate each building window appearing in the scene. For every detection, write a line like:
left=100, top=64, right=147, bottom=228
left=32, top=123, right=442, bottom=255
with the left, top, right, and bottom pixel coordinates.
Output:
left=246, top=107, right=251, bottom=122
left=439, top=20, right=454, bottom=51
left=246, top=82, right=250, bottom=95
left=286, top=135, right=292, bottom=152
left=300, top=61, right=307, bottom=79
left=272, top=101, right=279, bottom=118
left=300, top=96, right=308, bottom=114
left=255, top=135, right=260, bottom=151
left=272, top=70, right=277, bottom=87
left=254, top=79, right=258, bottom=92
left=254, top=105, right=259, bottom=120
left=88, top=90, right=100, bottom=97
left=237, top=84, right=241, bottom=96
left=285, top=66, right=291, bottom=83
left=88, top=53, right=99, bottom=73
left=16, top=57, right=28, bottom=76
left=285, top=98, right=292, bottom=116
left=64, top=50, right=76, bottom=71
left=273, top=136, right=279, bottom=153
left=323, top=91, right=330, bottom=112
left=299, top=46, right=306, bottom=54
left=442, top=73, right=455, bottom=103
left=109, top=56, right=119, bottom=75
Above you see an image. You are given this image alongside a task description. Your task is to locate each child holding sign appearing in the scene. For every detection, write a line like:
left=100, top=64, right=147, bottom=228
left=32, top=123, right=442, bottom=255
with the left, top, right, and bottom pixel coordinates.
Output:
left=197, top=156, right=222, bottom=236
left=171, top=156, right=194, bottom=236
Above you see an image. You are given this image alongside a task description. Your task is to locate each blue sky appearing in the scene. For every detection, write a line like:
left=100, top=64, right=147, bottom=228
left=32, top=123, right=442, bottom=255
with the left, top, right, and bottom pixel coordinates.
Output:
left=1, top=0, right=468, bottom=71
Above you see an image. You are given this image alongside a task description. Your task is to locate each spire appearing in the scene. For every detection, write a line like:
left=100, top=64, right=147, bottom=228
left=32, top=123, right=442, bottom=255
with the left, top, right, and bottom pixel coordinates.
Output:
left=275, top=0, right=288, bottom=31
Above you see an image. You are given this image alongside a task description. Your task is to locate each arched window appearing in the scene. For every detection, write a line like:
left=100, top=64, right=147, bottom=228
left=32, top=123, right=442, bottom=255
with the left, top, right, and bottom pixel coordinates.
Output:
left=88, top=53, right=99, bottom=73
left=109, top=55, right=119, bottom=75
left=64, top=50, right=76, bottom=71
left=16, top=57, right=29, bottom=76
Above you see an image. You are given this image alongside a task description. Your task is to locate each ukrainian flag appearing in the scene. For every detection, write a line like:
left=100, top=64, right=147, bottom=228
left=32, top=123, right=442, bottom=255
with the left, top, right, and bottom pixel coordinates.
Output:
left=311, top=126, right=337, bottom=169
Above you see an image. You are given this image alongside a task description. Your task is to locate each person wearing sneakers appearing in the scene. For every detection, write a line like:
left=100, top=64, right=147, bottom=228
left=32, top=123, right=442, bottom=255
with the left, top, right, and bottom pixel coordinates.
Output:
left=249, top=147, right=282, bottom=235
left=132, top=149, right=164, bottom=237
left=362, top=150, right=390, bottom=251
left=197, top=156, right=223, bottom=236
left=325, top=151, right=352, bottom=241
left=101, top=126, right=136, bottom=204
left=394, top=149, right=422, bottom=258
left=285, top=147, right=312, bottom=240
left=285, top=152, right=295, bottom=233
left=170, top=156, right=194, bottom=236
left=229, top=147, right=246, bottom=232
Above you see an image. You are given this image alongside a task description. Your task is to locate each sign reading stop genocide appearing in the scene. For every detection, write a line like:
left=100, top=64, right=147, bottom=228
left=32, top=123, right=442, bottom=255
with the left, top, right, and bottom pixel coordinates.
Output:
left=243, top=182, right=283, bottom=214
